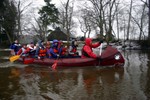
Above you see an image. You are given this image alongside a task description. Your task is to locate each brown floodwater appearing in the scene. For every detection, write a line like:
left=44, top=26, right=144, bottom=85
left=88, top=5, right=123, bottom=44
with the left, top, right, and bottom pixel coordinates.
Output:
left=0, top=49, right=150, bottom=100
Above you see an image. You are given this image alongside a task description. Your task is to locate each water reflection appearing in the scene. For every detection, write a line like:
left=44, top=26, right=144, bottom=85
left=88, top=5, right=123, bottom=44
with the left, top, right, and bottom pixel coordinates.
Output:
left=4, top=66, right=124, bottom=100
left=0, top=50, right=150, bottom=100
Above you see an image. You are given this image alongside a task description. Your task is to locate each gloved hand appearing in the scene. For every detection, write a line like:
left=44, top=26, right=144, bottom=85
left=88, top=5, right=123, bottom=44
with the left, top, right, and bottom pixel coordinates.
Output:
left=99, top=39, right=103, bottom=43
left=57, top=54, right=60, bottom=57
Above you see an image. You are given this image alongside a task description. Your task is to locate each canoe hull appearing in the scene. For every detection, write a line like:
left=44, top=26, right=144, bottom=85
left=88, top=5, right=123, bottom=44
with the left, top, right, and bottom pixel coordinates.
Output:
left=20, top=54, right=124, bottom=67
left=19, top=46, right=125, bottom=67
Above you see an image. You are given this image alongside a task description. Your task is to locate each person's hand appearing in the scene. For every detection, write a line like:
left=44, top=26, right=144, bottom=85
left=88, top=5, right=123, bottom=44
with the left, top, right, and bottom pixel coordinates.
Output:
left=99, top=39, right=103, bottom=43
left=38, top=56, right=41, bottom=60
left=57, top=54, right=60, bottom=57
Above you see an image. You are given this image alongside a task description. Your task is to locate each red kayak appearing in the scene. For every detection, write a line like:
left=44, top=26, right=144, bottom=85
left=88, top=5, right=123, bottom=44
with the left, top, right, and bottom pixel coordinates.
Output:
left=19, top=46, right=125, bottom=67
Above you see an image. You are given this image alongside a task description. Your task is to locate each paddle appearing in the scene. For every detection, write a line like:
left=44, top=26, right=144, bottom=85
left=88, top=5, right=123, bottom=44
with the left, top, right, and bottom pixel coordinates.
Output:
left=51, top=55, right=60, bottom=70
left=9, top=55, right=20, bottom=62
left=99, top=43, right=103, bottom=56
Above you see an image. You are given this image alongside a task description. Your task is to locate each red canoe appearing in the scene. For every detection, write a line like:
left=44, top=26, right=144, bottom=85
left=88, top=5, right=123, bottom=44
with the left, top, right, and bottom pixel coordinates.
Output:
left=19, top=46, right=125, bottom=67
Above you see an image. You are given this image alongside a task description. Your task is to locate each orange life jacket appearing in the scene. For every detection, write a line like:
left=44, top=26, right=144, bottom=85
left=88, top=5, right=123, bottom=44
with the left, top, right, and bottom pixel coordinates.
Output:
left=38, top=49, right=46, bottom=57
left=53, top=48, right=58, bottom=53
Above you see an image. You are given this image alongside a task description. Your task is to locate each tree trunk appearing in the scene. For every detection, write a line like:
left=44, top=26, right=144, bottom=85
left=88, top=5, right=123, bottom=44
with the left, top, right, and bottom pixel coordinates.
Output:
left=5, top=31, right=12, bottom=44
left=139, top=4, right=146, bottom=41
left=66, top=0, right=70, bottom=48
left=126, top=0, right=133, bottom=40
left=148, top=0, right=150, bottom=46
left=17, top=0, right=22, bottom=38
left=116, top=7, right=119, bottom=40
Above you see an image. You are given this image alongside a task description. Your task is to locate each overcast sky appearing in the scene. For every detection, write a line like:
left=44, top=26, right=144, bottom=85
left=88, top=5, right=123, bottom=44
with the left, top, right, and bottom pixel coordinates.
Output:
left=24, top=0, right=147, bottom=38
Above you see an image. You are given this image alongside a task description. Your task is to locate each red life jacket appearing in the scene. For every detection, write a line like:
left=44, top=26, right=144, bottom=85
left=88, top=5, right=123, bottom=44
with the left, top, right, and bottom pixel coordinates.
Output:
left=61, top=48, right=67, bottom=55
left=70, top=48, right=77, bottom=53
left=53, top=48, right=58, bottom=53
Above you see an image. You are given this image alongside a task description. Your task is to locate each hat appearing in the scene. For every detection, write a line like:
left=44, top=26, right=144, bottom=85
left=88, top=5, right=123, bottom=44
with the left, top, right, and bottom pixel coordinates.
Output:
left=53, top=39, right=58, bottom=43
left=22, top=43, right=27, bottom=46
left=30, top=42, right=34, bottom=44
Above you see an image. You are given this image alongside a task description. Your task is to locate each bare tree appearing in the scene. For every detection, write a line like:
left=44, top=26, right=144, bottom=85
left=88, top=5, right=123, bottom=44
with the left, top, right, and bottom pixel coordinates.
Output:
left=126, top=0, right=133, bottom=40
left=106, top=0, right=116, bottom=43
left=136, top=4, right=147, bottom=40
left=78, top=8, right=95, bottom=38
left=78, top=18, right=88, bottom=38
left=115, top=0, right=121, bottom=40
left=145, top=0, right=150, bottom=45
left=14, top=0, right=32, bottom=38
left=31, top=17, right=45, bottom=40
left=78, top=0, right=117, bottom=43
left=58, top=0, right=76, bottom=46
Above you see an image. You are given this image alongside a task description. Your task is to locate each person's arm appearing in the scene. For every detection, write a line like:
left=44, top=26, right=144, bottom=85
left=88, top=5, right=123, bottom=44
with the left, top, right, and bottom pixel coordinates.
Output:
left=91, top=42, right=101, bottom=48
left=24, top=48, right=30, bottom=54
left=35, top=47, right=40, bottom=58
left=17, top=48, right=22, bottom=55
left=50, top=48, right=58, bottom=58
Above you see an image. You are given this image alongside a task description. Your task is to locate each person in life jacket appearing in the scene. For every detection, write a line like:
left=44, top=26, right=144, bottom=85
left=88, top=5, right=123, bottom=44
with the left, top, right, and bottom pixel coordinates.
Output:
left=35, top=40, right=47, bottom=59
left=45, top=41, right=51, bottom=58
left=58, top=40, right=68, bottom=58
left=25, top=42, right=36, bottom=58
left=17, top=44, right=28, bottom=57
left=49, top=39, right=59, bottom=58
left=69, top=38, right=79, bottom=56
left=10, top=40, right=21, bottom=55
left=81, top=38, right=103, bottom=58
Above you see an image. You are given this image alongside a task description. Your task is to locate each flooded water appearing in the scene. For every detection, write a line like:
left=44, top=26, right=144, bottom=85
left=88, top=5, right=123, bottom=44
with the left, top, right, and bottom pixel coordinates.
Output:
left=0, top=49, right=150, bottom=100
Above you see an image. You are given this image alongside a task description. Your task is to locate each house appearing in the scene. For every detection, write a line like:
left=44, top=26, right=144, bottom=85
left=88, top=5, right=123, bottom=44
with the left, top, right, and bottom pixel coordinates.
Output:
left=47, top=27, right=75, bottom=41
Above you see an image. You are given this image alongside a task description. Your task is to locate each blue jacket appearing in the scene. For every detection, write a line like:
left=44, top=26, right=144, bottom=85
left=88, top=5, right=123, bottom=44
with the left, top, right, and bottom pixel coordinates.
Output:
left=10, top=43, right=21, bottom=54
left=49, top=39, right=59, bottom=58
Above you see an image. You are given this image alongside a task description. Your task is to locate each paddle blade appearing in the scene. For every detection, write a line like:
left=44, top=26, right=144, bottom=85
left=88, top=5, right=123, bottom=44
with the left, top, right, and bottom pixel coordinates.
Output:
left=52, top=62, right=57, bottom=70
left=24, top=58, right=34, bottom=64
left=9, top=55, right=20, bottom=62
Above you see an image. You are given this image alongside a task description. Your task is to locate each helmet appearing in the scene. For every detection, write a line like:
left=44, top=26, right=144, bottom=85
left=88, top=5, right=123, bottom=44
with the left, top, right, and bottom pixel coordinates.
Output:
left=52, top=39, right=58, bottom=47
left=53, top=39, right=58, bottom=43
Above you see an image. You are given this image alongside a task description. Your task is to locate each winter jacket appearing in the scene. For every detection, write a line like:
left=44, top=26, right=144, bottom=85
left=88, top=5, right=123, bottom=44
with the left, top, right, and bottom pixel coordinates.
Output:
left=81, top=38, right=101, bottom=58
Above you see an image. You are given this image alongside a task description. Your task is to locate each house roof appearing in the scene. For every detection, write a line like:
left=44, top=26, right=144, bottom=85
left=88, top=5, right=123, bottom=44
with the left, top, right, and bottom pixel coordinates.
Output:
left=59, top=28, right=75, bottom=38
left=47, top=27, right=75, bottom=41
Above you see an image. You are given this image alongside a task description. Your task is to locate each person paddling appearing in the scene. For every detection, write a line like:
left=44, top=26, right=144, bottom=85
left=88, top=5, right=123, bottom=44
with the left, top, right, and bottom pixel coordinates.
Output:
left=35, top=40, right=47, bottom=60
left=10, top=40, right=21, bottom=55
left=69, top=38, right=79, bottom=56
left=49, top=39, right=59, bottom=58
left=81, top=38, right=103, bottom=58
left=58, top=40, right=68, bottom=58
left=17, top=44, right=28, bottom=58
left=25, top=42, right=36, bottom=58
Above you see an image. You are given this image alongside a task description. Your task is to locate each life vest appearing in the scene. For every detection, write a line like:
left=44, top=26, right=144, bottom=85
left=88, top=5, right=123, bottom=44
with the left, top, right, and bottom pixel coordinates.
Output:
left=53, top=48, right=58, bottom=53
left=38, top=48, right=46, bottom=57
left=82, top=45, right=92, bottom=58
left=19, top=47, right=28, bottom=57
left=28, top=46, right=35, bottom=55
left=70, top=47, right=77, bottom=53
left=61, top=48, right=67, bottom=55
